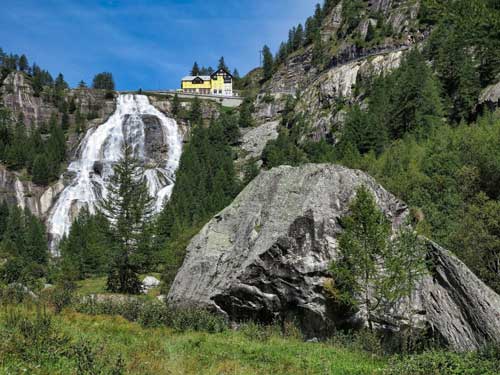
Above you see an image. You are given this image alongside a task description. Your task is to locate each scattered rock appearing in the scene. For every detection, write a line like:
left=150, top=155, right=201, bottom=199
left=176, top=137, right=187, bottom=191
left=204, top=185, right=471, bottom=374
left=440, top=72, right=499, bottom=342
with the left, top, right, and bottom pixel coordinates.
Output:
left=142, top=276, right=161, bottom=294
left=479, top=80, right=500, bottom=110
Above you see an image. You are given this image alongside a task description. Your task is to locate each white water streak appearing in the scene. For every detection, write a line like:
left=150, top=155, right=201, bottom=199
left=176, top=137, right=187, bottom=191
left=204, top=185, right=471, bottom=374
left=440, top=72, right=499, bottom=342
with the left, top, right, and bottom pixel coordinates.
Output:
left=47, top=94, right=182, bottom=255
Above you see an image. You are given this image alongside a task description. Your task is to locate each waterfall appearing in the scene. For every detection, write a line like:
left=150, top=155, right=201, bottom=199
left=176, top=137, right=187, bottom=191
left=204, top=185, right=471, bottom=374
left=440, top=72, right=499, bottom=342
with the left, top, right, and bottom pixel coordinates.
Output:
left=47, top=94, right=183, bottom=255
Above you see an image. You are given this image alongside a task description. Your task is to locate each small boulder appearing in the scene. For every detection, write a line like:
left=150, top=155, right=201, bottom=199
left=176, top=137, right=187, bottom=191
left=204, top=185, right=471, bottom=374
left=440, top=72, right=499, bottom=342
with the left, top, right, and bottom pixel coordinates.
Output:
left=142, top=276, right=161, bottom=293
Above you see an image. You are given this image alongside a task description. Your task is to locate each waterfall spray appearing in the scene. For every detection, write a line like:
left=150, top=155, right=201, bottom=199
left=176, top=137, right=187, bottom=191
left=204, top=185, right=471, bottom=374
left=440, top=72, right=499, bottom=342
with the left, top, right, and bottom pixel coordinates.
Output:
left=47, top=94, right=183, bottom=255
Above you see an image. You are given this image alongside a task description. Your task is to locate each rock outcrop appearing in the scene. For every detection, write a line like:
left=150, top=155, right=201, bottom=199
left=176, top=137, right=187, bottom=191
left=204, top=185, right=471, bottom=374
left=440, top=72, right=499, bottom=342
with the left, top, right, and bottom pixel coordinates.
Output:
left=0, top=165, right=64, bottom=217
left=168, top=164, right=500, bottom=351
left=1, top=71, right=115, bottom=129
left=238, top=121, right=279, bottom=161
left=1, top=72, right=58, bottom=128
left=479, top=80, right=500, bottom=111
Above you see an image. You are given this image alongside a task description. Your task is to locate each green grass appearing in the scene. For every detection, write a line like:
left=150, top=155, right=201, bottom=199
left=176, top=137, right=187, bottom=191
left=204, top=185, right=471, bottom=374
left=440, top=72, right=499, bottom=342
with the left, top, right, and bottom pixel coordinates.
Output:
left=76, top=274, right=162, bottom=297
left=0, top=305, right=387, bottom=374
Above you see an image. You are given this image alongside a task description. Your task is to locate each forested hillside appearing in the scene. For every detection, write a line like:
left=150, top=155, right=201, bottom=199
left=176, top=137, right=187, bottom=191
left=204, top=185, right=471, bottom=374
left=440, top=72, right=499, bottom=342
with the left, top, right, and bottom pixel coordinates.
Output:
left=1, top=0, right=500, bottom=373
left=257, top=0, right=500, bottom=294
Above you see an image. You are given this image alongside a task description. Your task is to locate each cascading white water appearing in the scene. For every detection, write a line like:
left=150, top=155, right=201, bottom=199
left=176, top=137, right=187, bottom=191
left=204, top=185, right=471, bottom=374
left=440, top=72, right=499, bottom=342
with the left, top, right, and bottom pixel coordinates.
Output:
left=47, top=94, right=183, bottom=255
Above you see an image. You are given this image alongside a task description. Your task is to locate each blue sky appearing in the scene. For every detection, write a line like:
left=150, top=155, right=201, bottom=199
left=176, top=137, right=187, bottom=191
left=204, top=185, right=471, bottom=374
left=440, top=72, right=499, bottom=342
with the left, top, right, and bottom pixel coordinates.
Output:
left=0, top=0, right=317, bottom=90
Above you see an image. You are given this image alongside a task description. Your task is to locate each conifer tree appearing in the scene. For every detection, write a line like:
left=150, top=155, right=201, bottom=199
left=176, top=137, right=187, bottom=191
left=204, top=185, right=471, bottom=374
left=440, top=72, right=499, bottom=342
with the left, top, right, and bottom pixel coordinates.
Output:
left=305, top=17, right=318, bottom=45
left=61, top=110, right=70, bottom=131
left=18, top=54, right=29, bottom=72
left=172, top=93, right=181, bottom=117
left=262, top=45, right=274, bottom=81
left=294, top=24, right=304, bottom=50
left=331, top=186, right=391, bottom=331
left=32, top=154, right=49, bottom=186
left=100, top=144, right=154, bottom=294
left=92, top=72, right=115, bottom=90
left=218, top=56, right=229, bottom=71
left=191, top=62, right=200, bottom=76
left=60, top=208, right=112, bottom=279
left=312, top=31, right=326, bottom=67
left=189, top=96, right=203, bottom=126
left=238, top=97, right=254, bottom=128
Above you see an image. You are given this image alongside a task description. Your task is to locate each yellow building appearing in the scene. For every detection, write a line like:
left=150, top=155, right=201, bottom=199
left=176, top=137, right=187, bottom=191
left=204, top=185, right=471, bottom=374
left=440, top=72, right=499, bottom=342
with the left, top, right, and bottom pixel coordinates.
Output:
left=181, top=68, right=233, bottom=96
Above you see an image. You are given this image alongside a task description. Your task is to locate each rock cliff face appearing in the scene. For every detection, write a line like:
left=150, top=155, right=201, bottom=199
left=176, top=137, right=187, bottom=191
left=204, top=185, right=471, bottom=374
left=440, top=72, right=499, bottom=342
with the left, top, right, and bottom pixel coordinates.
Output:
left=1, top=72, right=57, bottom=128
left=263, top=0, right=422, bottom=96
left=1, top=71, right=115, bottom=128
left=168, top=164, right=500, bottom=351
left=0, top=165, right=64, bottom=217
left=297, top=49, right=405, bottom=141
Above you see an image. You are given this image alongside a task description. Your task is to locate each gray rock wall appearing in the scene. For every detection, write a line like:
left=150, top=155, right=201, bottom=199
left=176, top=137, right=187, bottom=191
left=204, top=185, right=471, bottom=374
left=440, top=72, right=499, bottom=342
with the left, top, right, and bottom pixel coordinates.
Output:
left=168, top=164, right=500, bottom=351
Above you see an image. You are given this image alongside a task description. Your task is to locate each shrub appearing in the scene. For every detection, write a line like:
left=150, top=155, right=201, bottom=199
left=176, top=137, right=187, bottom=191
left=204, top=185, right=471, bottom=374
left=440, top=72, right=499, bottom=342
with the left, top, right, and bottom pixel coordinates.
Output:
left=169, top=307, right=227, bottom=333
left=74, top=298, right=228, bottom=333
left=240, top=322, right=275, bottom=342
left=385, top=350, right=500, bottom=375
left=137, top=301, right=171, bottom=327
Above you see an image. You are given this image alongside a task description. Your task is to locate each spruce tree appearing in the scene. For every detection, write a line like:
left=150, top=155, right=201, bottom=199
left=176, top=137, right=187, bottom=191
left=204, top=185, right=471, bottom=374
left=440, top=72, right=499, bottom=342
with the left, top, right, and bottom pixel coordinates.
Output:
left=18, top=54, right=29, bottom=72
left=100, top=144, right=154, bottom=294
left=61, top=110, right=70, bottom=131
left=92, top=72, right=115, bottom=90
left=60, top=208, right=112, bottom=279
left=218, top=56, right=229, bottom=71
left=238, top=97, right=254, bottom=128
left=262, top=45, right=274, bottom=81
left=172, top=93, right=181, bottom=117
left=189, top=96, right=203, bottom=126
left=191, top=62, right=200, bottom=76
left=32, top=154, right=49, bottom=186
left=294, top=24, right=304, bottom=50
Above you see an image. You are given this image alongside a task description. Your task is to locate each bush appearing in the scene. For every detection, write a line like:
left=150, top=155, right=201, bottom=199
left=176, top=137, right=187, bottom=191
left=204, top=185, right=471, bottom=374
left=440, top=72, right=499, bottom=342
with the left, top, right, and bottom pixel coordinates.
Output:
left=74, top=297, right=228, bottom=333
left=137, top=301, right=171, bottom=327
left=169, top=307, right=227, bottom=333
left=46, top=280, right=77, bottom=314
left=385, top=350, right=500, bottom=375
left=239, top=322, right=276, bottom=342
left=0, top=283, right=38, bottom=305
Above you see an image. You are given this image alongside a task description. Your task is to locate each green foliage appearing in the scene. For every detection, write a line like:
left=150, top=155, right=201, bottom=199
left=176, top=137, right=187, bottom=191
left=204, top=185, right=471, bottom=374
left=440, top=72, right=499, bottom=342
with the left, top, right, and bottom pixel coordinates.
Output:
left=59, top=208, right=113, bottom=280
left=451, top=193, right=500, bottom=293
left=190, top=61, right=200, bottom=76
left=312, top=31, right=326, bottom=68
left=92, top=72, right=115, bottom=91
left=75, top=298, right=228, bottom=333
left=157, top=112, right=239, bottom=290
left=386, top=349, right=500, bottom=375
left=100, top=145, right=155, bottom=294
left=339, top=0, right=366, bottom=37
left=262, top=45, right=274, bottom=81
left=238, top=97, right=254, bottom=128
left=340, top=112, right=500, bottom=293
left=217, top=56, right=229, bottom=72
left=0, top=205, right=48, bottom=285
left=242, top=159, right=260, bottom=185
left=331, top=186, right=391, bottom=329
left=331, top=187, right=428, bottom=332
left=188, top=96, right=202, bottom=126
left=337, top=50, right=443, bottom=158
left=32, top=154, right=49, bottom=186
left=171, top=93, right=181, bottom=117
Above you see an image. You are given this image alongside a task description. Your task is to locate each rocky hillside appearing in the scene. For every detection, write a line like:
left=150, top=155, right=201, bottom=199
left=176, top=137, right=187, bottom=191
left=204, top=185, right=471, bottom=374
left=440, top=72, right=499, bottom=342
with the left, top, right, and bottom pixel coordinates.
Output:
left=168, top=163, right=500, bottom=351
left=251, top=0, right=428, bottom=147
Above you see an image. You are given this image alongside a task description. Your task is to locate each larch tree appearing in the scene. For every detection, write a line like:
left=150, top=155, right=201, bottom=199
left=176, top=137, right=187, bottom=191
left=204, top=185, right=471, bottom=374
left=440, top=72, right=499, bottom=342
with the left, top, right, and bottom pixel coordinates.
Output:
left=331, top=186, right=391, bottom=331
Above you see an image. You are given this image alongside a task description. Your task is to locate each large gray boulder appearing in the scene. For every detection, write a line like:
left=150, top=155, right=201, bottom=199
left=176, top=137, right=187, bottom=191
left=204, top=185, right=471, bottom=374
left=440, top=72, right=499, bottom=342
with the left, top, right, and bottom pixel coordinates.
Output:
left=167, top=164, right=500, bottom=351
